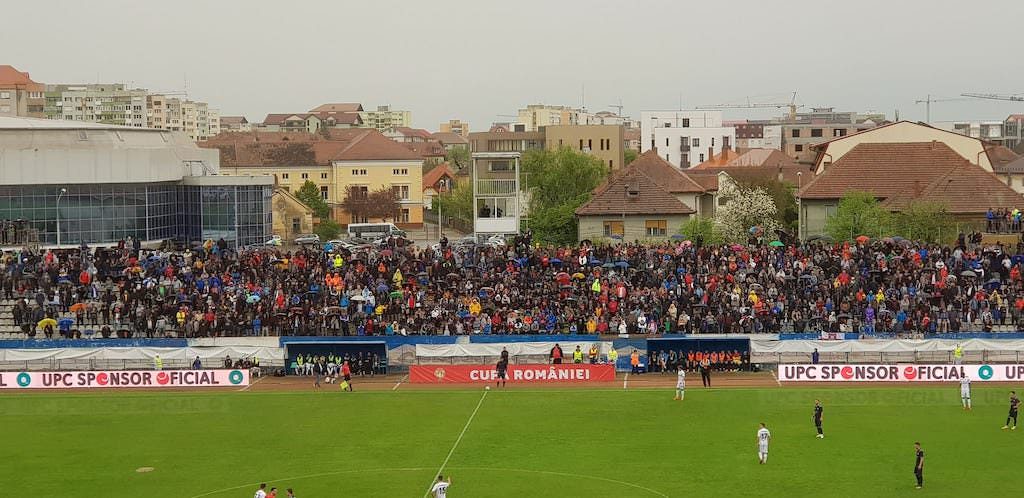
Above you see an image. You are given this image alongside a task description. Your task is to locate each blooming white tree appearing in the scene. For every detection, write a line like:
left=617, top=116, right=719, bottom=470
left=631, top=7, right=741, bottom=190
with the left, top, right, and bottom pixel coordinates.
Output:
left=713, top=178, right=781, bottom=243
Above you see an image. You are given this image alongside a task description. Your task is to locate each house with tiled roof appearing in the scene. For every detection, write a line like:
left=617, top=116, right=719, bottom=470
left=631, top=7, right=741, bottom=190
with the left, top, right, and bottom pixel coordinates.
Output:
left=0, top=65, right=45, bottom=118
left=798, top=141, right=1024, bottom=237
left=430, top=132, right=470, bottom=150
left=692, top=148, right=811, bottom=185
left=401, top=140, right=447, bottom=166
left=201, top=129, right=424, bottom=228
left=575, top=149, right=716, bottom=241
left=260, top=111, right=362, bottom=133
left=384, top=126, right=434, bottom=143
left=422, top=163, right=456, bottom=209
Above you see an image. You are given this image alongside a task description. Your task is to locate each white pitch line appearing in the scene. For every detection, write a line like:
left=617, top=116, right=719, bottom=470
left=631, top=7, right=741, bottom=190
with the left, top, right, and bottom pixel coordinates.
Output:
left=623, top=372, right=630, bottom=390
left=239, top=375, right=266, bottom=392
left=392, top=374, right=409, bottom=391
left=423, top=390, right=488, bottom=498
left=770, top=369, right=781, bottom=386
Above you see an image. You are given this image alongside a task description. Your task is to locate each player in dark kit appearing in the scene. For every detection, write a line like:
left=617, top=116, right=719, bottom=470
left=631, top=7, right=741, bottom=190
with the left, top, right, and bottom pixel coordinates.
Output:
left=813, top=399, right=824, bottom=438
left=495, top=357, right=508, bottom=388
left=913, top=442, right=924, bottom=489
left=1003, top=391, right=1020, bottom=430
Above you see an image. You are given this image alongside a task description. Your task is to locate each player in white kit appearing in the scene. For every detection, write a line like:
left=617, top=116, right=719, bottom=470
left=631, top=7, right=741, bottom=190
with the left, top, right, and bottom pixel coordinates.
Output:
left=674, top=367, right=686, bottom=400
left=431, top=475, right=451, bottom=498
left=757, top=423, right=771, bottom=464
left=960, top=376, right=972, bottom=410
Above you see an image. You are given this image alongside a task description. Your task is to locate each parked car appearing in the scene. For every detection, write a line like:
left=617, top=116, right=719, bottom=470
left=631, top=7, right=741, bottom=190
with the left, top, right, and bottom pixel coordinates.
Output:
left=264, top=235, right=283, bottom=246
left=293, top=234, right=321, bottom=245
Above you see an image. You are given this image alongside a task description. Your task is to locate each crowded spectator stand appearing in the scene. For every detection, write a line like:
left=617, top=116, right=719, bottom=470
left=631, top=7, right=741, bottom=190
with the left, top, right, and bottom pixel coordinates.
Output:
left=3, top=229, right=1024, bottom=343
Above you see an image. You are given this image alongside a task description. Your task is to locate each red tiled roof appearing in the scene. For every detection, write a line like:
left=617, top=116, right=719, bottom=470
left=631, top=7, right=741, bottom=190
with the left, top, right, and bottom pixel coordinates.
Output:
left=0, top=65, right=43, bottom=91
left=402, top=141, right=446, bottom=158
left=309, top=103, right=363, bottom=113
left=623, top=128, right=641, bottom=140
left=576, top=169, right=695, bottom=216
left=628, top=149, right=707, bottom=193
left=392, top=127, right=433, bottom=140
left=988, top=145, right=1019, bottom=170
left=799, top=142, right=1022, bottom=214
left=685, top=171, right=720, bottom=191
left=694, top=149, right=743, bottom=168
left=430, top=132, right=469, bottom=145
left=201, top=129, right=421, bottom=165
left=335, top=131, right=423, bottom=161
left=422, top=163, right=455, bottom=190
left=262, top=112, right=360, bottom=126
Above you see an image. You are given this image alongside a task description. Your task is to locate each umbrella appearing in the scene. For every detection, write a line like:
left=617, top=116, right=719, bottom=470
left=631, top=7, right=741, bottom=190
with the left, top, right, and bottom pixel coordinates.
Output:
left=730, top=244, right=744, bottom=251
left=351, top=295, right=366, bottom=302
left=984, top=278, right=1002, bottom=290
left=749, top=283, right=764, bottom=291
left=560, top=284, right=573, bottom=290
left=589, top=259, right=603, bottom=266
left=670, top=234, right=685, bottom=240
left=837, top=313, right=851, bottom=320
left=37, top=318, right=57, bottom=329
left=417, top=271, right=429, bottom=277
left=572, top=272, right=586, bottom=280
left=855, top=235, right=870, bottom=244
left=389, top=290, right=403, bottom=299
left=58, top=317, right=74, bottom=327
left=615, top=261, right=629, bottom=269
left=69, top=303, right=87, bottom=313
left=609, top=235, right=623, bottom=240
left=602, top=262, right=616, bottom=269
left=246, top=295, right=261, bottom=304
left=549, top=258, right=562, bottom=265
left=325, top=306, right=343, bottom=315
left=768, top=241, right=784, bottom=247
left=961, top=270, right=977, bottom=278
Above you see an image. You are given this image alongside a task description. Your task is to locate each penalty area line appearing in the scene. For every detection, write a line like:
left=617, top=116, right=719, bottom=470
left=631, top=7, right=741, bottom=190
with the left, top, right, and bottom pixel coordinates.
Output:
left=423, top=389, right=488, bottom=497
left=623, top=372, right=630, bottom=390
left=770, top=369, right=781, bottom=387
left=239, top=375, right=266, bottom=392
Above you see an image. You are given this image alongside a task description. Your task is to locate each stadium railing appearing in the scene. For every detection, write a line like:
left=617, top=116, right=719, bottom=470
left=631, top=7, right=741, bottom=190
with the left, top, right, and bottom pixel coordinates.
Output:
left=753, top=350, right=1023, bottom=364
left=0, top=358, right=285, bottom=372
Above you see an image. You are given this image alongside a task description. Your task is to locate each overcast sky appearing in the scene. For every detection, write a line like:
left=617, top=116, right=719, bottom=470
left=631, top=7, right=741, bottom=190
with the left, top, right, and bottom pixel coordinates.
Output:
left=5, top=0, right=1023, bottom=130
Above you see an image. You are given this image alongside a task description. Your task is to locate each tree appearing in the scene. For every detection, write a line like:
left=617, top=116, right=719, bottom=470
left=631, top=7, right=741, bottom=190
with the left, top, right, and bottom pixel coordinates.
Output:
left=445, top=146, right=471, bottom=174
left=313, top=219, right=342, bottom=240
left=730, top=174, right=798, bottom=231
left=295, top=180, right=330, bottom=219
left=713, top=179, right=782, bottom=243
left=679, top=216, right=722, bottom=245
left=895, top=201, right=955, bottom=244
left=367, top=186, right=402, bottom=221
left=340, top=185, right=371, bottom=223
left=433, top=179, right=473, bottom=222
left=825, top=191, right=893, bottom=241
left=624, top=149, right=638, bottom=166
left=521, top=148, right=608, bottom=243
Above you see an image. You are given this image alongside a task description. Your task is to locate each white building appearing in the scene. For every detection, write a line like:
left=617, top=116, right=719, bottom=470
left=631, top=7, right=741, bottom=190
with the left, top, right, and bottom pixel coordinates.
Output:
left=515, top=104, right=594, bottom=132
left=641, top=111, right=736, bottom=169
left=44, top=84, right=149, bottom=127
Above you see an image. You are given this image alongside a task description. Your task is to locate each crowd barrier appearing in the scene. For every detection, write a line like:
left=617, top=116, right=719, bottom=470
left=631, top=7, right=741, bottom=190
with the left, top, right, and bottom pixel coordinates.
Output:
left=0, top=369, right=250, bottom=389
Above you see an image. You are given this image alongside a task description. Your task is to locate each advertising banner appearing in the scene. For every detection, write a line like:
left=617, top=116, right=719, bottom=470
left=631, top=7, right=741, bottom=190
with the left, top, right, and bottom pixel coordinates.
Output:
left=0, top=369, right=250, bottom=389
left=779, top=364, right=1024, bottom=382
left=410, top=364, right=616, bottom=384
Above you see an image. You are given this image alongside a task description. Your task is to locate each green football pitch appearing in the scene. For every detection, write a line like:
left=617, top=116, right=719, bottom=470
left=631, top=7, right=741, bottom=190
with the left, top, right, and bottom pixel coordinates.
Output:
left=2, top=385, right=1021, bottom=498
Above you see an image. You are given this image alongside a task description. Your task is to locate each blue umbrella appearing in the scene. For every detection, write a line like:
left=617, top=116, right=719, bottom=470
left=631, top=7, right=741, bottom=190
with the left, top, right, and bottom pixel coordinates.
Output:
left=549, top=258, right=562, bottom=265
left=588, top=258, right=602, bottom=266
left=246, top=294, right=261, bottom=304
left=615, top=261, right=629, bottom=269
left=670, top=234, right=685, bottom=240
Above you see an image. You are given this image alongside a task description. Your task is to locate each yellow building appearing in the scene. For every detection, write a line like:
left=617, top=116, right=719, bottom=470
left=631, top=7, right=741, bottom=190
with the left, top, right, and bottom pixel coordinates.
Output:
left=439, top=119, right=470, bottom=137
left=543, top=125, right=625, bottom=171
left=202, top=129, right=424, bottom=228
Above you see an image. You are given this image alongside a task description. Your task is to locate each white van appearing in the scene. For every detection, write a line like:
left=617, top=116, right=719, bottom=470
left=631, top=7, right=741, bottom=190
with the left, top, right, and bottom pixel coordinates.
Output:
left=346, top=222, right=406, bottom=240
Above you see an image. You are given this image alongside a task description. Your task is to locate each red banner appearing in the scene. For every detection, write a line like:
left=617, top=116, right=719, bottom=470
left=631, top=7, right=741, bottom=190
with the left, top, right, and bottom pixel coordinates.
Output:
left=410, top=364, right=616, bottom=384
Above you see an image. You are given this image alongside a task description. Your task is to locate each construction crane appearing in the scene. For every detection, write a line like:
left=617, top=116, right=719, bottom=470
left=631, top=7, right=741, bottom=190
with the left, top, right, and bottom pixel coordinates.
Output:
left=915, top=94, right=968, bottom=124
left=961, top=93, right=1024, bottom=102
left=695, top=92, right=802, bottom=121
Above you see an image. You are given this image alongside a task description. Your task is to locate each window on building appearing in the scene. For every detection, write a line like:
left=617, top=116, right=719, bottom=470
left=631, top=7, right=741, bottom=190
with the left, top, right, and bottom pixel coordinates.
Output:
left=794, top=144, right=804, bottom=152
left=321, top=172, right=328, bottom=179
left=292, top=217, right=301, bottom=232
left=833, top=128, right=847, bottom=137
left=352, top=185, right=369, bottom=198
left=711, top=137, right=715, bottom=147
left=681, top=154, right=689, bottom=166
left=603, top=221, right=624, bottom=237
left=609, top=159, right=614, bottom=169
left=351, top=169, right=367, bottom=176
left=810, top=128, right=823, bottom=138
left=791, top=129, right=800, bottom=138
left=392, top=184, right=410, bottom=200
left=281, top=173, right=289, bottom=179
left=400, top=208, right=410, bottom=223
left=699, top=153, right=705, bottom=162
left=0, top=92, right=9, bottom=99
left=301, top=172, right=309, bottom=179
left=692, top=138, right=700, bottom=147
left=665, top=138, right=669, bottom=147
left=320, top=186, right=329, bottom=200
left=645, top=220, right=667, bottom=237
left=392, top=168, right=408, bottom=175
left=587, top=139, right=592, bottom=151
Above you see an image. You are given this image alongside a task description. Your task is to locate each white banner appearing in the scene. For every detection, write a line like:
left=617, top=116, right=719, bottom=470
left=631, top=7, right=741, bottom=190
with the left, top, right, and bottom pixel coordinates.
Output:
left=415, top=342, right=610, bottom=358
left=752, top=338, right=1024, bottom=354
left=0, top=369, right=249, bottom=389
left=819, top=332, right=845, bottom=341
left=0, top=346, right=283, bottom=363
left=779, top=363, right=1024, bottom=382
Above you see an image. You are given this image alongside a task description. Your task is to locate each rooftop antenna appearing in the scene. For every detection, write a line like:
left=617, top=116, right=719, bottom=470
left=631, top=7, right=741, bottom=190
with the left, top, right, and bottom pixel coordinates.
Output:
left=580, top=83, right=586, bottom=111
left=609, top=99, right=624, bottom=116
left=678, top=93, right=683, bottom=111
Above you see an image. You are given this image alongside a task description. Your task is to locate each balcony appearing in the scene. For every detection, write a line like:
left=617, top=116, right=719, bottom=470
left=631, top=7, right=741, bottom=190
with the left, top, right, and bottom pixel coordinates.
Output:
left=474, top=178, right=517, bottom=196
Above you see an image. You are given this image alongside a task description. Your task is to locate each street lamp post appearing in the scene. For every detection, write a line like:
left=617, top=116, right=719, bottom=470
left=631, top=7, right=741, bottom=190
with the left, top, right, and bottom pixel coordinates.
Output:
left=797, top=172, right=803, bottom=241
left=56, top=188, right=67, bottom=247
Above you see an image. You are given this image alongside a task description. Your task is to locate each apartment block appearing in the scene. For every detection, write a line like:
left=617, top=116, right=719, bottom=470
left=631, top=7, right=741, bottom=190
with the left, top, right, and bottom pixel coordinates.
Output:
left=0, top=65, right=45, bottom=118
left=515, top=104, right=593, bottom=132
left=439, top=119, right=470, bottom=137
left=640, top=111, right=736, bottom=169
left=147, top=95, right=221, bottom=141
left=44, top=84, right=148, bottom=127
left=360, top=105, right=411, bottom=132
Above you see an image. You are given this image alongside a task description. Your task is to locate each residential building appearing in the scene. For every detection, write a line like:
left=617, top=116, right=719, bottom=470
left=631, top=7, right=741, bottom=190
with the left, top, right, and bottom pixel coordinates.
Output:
left=472, top=152, right=522, bottom=236
left=640, top=110, right=736, bottom=169
left=733, top=122, right=782, bottom=150
left=0, top=116, right=271, bottom=247
left=591, top=111, right=636, bottom=128
left=809, top=121, right=1002, bottom=174
left=575, top=150, right=721, bottom=241
left=623, top=128, right=641, bottom=152
left=1006, top=115, right=1024, bottom=151
left=147, top=96, right=221, bottom=141
left=439, top=119, right=470, bottom=137
left=260, top=111, right=362, bottom=133
left=516, top=104, right=593, bottom=131
left=798, top=142, right=1022, bottom=238
left=402, top=140, right=447, bottom=166
left=272, top=188, right=315, bottom=240
left=430, top=132, right=469, bottom=151
left=203, top=129, right=425, bottom=227
left=384, top=126, right=433, bottom=143
left=780, top=108, right=882, bottom=163
left=359, top=105, right=411, bottom=132
left=220, top=116, right=251, bottom=133
left=44, top=84, right=148, bottom=127
left=543, top=124, right=625, bottom=171
left=0, top=65, right=45, bottom=118
left=994, top=155, right=1024, bottom=194
left=941, top=116, right=1024, bottom=151
left=422, top=163, right=456, bottom=209
left=692, top=148, right=810, bottom=186
left=468, top=129, right=546, bottom=154
left=309, top=103, right=363, bottom=113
